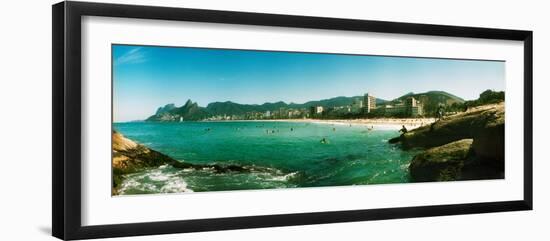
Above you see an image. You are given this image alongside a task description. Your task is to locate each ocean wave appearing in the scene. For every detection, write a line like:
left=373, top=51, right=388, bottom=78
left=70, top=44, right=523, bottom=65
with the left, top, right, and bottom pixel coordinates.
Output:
left=118, top=166, right=194, bottom=194
left=267, top=171, right=299, bottom=182
left=118, top=178, right=158, bottom=194
left=147, top=165, right=176, bottom=181
left=367, top=172, right=382, bottom=183
left=190, top=162, right=296, bottom=182
left=159, top=179, right=194, bottom=193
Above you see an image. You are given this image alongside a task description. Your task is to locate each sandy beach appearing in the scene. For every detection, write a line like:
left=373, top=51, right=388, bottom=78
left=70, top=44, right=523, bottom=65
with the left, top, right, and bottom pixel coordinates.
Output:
left=305, top=118, right=435, bottom=130
left=203, top=118, right=436, bottom=130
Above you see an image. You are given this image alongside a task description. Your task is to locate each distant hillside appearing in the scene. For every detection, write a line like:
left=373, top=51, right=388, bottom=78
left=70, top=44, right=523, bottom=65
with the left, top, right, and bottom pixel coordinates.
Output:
left=290, top=96, right=387, bottom=109
left=392, top=91, right=465, bottom=115
left=395, top=91, right=464, bottom=103
left=154, top=103, right=176, bottom=115
left=146, top=95, right=387, bottom=121
left=206, top=101, right=287, bottom=116
left=146, top=100, right=210, bottom=121
left=144, top=91, right=472, bottom=121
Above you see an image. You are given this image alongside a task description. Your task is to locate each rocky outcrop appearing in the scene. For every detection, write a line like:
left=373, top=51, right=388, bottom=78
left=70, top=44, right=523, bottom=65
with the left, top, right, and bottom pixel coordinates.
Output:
left=409, top=139, right=473, bottom=181
left=112, top=131, right=193, bottom=194
left=398, top=102, right=504, bottom=149
left=112, top=131, right=189, bottom=174
left=112, top=130, right=284, bottom=194
left=408, top=138, right=504, bottom=182
left=472, top=119, right=505, bottom=162
left=391, top=102, right=505, bottom=182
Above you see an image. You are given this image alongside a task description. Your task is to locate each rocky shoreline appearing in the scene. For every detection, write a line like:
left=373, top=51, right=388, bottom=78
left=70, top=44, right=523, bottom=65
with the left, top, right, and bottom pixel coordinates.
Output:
left=113, top=101, right=505, bottom=194
left=112, top=130, right=279, bottom=195
left=389, top=102, right=505, bottom=182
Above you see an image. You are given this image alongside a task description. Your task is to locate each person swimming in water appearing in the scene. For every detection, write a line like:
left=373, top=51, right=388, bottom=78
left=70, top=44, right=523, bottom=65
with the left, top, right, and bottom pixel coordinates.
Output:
left=320, top=137, right=328, bottom=144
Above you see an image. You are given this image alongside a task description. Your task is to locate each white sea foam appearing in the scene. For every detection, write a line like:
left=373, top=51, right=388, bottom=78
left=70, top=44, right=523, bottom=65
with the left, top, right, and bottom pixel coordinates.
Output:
left=119, top=178, right=158, bottom=194
left=148, top=170, right=171, bottom=182
left=268, top=171, right=299, bottom=182
left=118, top=166, right=194, bottom=194
left=306, top=120, right=427, bottom=130
left=367, top=172, right=382, bottom=183
left=160, top=179, right=194, bottom=193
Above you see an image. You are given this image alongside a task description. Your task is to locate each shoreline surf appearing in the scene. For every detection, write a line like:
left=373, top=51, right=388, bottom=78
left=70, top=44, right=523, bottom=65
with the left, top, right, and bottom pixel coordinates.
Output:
left=116, top=118, right=436, bottom=131
left=200, top=118, right=436, bottom=130
left=114, top=120, right=420, bottom=194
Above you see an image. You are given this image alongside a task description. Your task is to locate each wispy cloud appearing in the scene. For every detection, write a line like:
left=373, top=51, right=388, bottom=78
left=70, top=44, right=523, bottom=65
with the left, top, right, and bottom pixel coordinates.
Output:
left=115, top=47, right=147, bottom=65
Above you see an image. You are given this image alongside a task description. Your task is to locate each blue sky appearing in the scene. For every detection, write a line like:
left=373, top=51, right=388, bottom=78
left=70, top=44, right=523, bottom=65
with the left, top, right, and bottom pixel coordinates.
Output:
left=113, top=44, right=505, bottom=122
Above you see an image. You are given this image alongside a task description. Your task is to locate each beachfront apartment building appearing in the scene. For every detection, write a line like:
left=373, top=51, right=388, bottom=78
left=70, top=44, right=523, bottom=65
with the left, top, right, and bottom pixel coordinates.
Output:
left=310, top=106, right=324, bottom=118
left=364, top=93, right=377, bottom=113
left=380, top=103, right=407, bottom=115
left=406, top=97, right=423, bottom=117
left=313, top=106, right=324, bottom=114
left=375, top=96, right=423, bottom=117
left=350, top=98, right=364, bottom=113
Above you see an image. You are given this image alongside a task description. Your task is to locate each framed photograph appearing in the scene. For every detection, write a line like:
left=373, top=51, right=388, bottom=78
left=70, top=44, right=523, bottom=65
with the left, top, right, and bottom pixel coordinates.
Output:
left=52, top=1, right=533, bottom=240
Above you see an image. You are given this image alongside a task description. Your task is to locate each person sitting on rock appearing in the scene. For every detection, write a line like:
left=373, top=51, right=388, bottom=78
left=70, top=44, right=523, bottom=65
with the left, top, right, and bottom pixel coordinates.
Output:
left=399, top=125, right=408, bottom=134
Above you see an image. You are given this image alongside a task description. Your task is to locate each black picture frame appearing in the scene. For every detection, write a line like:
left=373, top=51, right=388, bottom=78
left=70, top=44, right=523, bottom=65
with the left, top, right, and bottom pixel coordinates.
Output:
left=52, top=1, right=533, bottom=240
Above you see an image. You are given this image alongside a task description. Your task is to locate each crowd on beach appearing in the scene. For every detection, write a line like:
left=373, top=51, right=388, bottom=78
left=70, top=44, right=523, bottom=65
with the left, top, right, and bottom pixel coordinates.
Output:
left=293, top=118, right=436, bottom=131
left=201, top=118, right=436, bottom=145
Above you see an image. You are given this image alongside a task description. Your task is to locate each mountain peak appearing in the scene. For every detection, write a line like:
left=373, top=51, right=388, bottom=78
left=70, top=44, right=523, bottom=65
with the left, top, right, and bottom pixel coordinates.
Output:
left=155, top=103, right=176, bottom=115
left=184, top=99, right=194, bottom=107
left=145, top=91, right=466, bottom=121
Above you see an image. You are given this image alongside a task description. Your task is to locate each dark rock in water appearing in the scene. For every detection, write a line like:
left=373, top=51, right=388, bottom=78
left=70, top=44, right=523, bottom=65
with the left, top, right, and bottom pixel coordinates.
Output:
left=364, top=100, right=508, bottom=182
left=409, top=139, right=473, bottom=182
left=112, top=130, right=286, bottom=194
left=112, top=130, right=193, bottom=193
left=388, top=136, right=401, bottom=144
left=468, top=119, right=505, bottom=178
left=399, top=102, right=505, bottom=182
left=398, top=102, right=504, bottom=150
left=112, top=130, right=193, bottom=175
left=409, top=138, right=504, bottom=182
left=472, top=121, right=505, bottom=163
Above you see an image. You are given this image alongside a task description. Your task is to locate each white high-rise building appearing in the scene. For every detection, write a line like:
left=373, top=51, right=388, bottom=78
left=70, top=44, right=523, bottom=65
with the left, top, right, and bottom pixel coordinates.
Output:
left=364, top=93, right=377, bottom=113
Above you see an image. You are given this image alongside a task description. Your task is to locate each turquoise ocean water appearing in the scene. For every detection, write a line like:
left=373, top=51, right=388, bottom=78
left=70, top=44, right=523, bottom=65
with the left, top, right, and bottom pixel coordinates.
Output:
left=114, top=121, right=420, bottom=194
